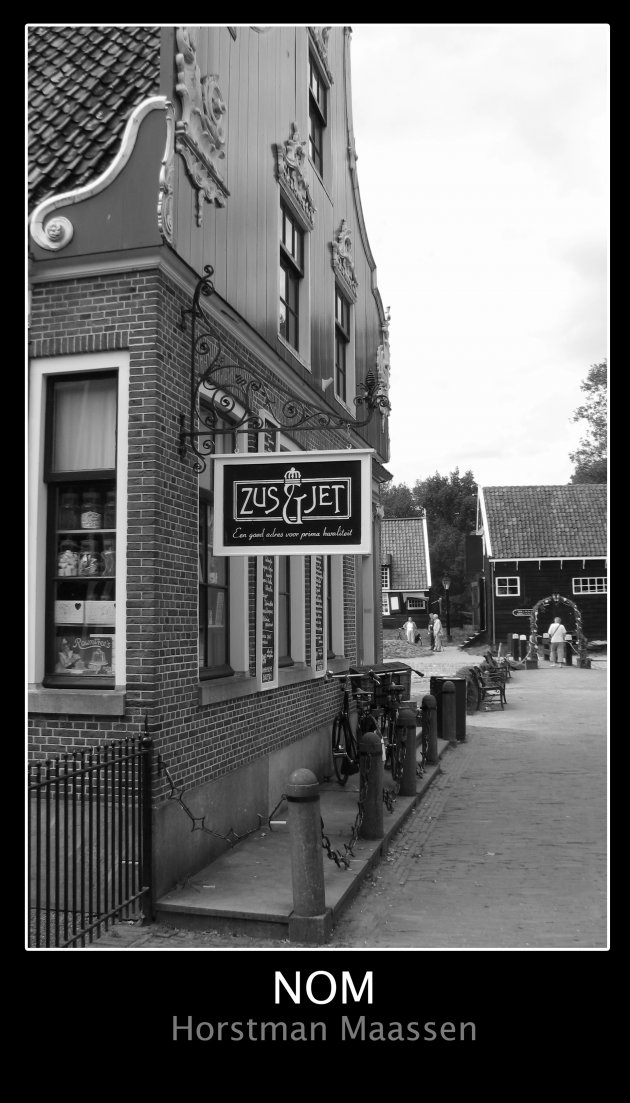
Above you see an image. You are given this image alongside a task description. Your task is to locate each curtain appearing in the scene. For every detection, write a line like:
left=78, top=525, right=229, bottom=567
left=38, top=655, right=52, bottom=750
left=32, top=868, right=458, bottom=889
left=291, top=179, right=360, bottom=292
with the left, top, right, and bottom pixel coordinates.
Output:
left=52, top=376, right=117, bottom=471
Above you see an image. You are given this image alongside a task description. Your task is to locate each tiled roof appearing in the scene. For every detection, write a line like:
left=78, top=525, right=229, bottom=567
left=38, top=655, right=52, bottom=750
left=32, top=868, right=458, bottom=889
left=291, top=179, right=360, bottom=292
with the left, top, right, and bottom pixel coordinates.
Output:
left=28, top=25, right=161, bottom=210
left=381, top=517, right=430, bottom=589
left=480, top=485, right=607, bottom=559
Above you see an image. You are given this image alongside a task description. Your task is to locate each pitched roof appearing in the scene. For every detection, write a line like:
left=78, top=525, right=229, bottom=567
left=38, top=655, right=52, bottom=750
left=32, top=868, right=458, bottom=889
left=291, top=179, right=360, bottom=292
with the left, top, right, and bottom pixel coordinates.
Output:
left=28, top=25, right=161, bottom=210
left=480, top=485, right=607, bottom=559
left=381, top=517, right=431, bottom=589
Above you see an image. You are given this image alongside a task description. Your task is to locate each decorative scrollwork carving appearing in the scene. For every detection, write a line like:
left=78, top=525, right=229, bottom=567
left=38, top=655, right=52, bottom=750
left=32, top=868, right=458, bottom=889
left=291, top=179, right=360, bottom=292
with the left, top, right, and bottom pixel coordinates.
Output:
left=275, top=123, right=316, bottom=228
left=331, top=219, right=358, bottom=300
left=175, top=26, right=230, bottom=223
left=179, top=266, right=390, bottom=472
left=309, top=26, right=333, bottom=83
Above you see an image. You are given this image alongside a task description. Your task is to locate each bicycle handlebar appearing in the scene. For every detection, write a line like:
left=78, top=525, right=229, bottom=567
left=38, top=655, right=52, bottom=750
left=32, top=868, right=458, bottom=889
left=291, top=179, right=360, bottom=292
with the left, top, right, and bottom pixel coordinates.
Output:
left=325, top=666, right=425, bottom=683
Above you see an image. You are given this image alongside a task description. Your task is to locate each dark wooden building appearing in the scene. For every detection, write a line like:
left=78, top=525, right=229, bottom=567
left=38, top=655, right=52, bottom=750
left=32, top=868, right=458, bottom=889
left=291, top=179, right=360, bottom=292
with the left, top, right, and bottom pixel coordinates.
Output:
left=468, top=484, right=607, bottom=648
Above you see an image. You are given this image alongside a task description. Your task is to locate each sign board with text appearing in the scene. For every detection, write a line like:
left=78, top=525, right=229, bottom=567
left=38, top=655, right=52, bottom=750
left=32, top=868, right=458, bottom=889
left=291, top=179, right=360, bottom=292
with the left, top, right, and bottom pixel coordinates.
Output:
left=512, top=608, right=533, bottom=617
left=213, top=450, right=374, bottom=556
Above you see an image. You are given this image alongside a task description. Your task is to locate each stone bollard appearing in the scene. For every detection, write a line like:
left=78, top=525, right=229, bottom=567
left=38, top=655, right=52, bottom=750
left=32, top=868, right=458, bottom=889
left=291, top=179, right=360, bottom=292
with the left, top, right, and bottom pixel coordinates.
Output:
left=398, top=704, right=418, bottom=797
left=511, top=633, right=520, bottom=660
left=358, top=729, right=384, bottom=839
left=442, top=680, right=458, bottom=745
left=422, top=694, right=438, bottom=765
left=286, top=768, right=332, bottom=945
left=542, top=633, right=550, bottom=661
left=519, top=634, right=527, bottom=660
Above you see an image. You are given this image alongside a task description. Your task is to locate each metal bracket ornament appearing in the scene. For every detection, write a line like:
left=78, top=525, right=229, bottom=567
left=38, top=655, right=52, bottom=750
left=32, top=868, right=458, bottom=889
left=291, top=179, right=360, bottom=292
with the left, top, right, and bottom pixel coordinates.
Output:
left=178, top=266, right=391, bottom=473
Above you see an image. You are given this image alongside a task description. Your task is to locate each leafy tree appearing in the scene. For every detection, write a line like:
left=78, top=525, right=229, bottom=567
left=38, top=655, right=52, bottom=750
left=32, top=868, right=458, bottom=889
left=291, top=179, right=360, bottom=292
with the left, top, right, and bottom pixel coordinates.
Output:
left=569, top=360, right=607, bottom=484
left=381, top=468, right=478, bottom=610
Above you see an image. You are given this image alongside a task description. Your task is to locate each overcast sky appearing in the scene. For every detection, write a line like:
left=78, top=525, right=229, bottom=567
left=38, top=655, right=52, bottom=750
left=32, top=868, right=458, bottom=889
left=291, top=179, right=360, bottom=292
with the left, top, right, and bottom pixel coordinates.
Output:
left=349, top=22, right=608, bottom=489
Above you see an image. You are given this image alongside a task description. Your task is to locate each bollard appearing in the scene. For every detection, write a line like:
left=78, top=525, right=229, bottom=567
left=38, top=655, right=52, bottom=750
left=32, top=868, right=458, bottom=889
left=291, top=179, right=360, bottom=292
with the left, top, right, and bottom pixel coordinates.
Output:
left=519, top=634, right=527, bottom=660
left=542, top=633, right=550, bottom=661
left=511, top=633, right=520, bottom=660
left=565, top=634, right=573, bottom=665
left=442, top=680, right=457, bottom=745
left=422, top=694, right=438, bottom=765
left=397, top=704, right=418, bottom=797
left=358, top=729, right=384, bottom=839
left=286, top=768, right=332, bottom=944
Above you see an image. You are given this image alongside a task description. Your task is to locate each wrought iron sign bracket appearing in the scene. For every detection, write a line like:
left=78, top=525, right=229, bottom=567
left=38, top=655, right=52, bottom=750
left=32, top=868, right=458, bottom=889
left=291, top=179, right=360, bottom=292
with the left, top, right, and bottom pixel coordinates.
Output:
left=178, top=265, right=391, bottom=473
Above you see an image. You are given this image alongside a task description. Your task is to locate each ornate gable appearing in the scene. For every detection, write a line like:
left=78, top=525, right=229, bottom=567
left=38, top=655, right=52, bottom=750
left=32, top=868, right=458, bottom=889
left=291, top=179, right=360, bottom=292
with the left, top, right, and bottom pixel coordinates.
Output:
left=331, top=219, right=358, bottom=301
left=175, top=26, right=230, bottom=225
left=275, top=123, right=316, bottom=229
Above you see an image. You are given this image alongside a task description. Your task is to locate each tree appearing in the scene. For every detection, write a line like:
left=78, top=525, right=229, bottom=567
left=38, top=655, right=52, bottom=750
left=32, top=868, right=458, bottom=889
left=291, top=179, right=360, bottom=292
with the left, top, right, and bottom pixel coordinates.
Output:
left=569, top=360, right=607, bottom=484
left=381, top=468, right=478, bottom=607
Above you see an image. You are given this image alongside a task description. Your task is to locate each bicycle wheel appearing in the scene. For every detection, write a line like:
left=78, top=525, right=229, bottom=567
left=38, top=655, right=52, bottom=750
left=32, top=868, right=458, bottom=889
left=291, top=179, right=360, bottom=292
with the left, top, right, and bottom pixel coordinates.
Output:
left=331, top=715, right=356, bottom=785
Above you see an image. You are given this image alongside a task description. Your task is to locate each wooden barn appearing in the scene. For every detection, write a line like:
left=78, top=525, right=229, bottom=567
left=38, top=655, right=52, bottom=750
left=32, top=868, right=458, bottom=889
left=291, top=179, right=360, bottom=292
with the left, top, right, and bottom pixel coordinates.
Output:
left=469, top=484, right=607, bottom=649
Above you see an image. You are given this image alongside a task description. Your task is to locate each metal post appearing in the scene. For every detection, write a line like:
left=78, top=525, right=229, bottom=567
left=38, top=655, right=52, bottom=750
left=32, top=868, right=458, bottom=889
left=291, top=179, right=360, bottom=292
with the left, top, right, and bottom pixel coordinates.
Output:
left=422, top=694, right=439, bottom=765
left=140, top=735, right=154, bottom=925
left=398, top=704, right=418, bottom=796
left=358, top=729, right=384, bottom=839
left=511, top=633, right=520, bottom=660
left=542, top=633, right=550, bottom=661
left=286, top=768, right=332, bottom=944
left=442, top=680, right=457, bottom=745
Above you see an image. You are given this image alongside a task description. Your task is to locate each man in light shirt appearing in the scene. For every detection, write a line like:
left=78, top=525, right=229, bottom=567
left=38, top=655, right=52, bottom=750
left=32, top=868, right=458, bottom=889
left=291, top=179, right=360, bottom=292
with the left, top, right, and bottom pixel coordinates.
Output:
left=548, top=616, right=567, bottom=665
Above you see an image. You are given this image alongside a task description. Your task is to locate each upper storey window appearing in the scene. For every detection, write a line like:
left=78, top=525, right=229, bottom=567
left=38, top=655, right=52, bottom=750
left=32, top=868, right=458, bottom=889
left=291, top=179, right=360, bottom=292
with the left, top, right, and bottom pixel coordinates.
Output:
left=279, top=203, right=304, bottom=351
left=308, top=53, right=327, bottom=176
left=335, top=286, right=351, bottom=404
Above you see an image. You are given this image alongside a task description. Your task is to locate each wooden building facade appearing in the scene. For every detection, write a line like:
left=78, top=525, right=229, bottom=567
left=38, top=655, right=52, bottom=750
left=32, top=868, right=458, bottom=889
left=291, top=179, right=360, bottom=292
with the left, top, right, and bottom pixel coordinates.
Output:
left=27, top=25, right=392, bottom=895
left=469, top=485, right=607, bottom=648
left=380, top=516, right=431, bottom=630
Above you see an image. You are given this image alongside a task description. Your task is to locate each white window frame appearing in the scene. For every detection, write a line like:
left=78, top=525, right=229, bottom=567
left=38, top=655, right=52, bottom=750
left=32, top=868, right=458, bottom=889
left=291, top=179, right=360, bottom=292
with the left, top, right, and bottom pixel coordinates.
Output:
left=382, top=593, right=390, bottom=616
left=381, top=565, right=391, bottom=589
left=496, top=576, right=520, bottom=597
left=572, top=577, right=607, bottom=595
left=278, top=198, right=312, bottom=370
left=407, top=597, right=426, bottom=610
left=28, top=352, right=129, bottom=712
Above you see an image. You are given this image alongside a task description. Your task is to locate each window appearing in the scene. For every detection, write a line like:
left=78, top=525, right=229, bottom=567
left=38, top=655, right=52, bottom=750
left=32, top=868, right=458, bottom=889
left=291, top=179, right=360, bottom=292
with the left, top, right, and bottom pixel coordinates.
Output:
left=496, top=576, right=520, bottom=596
left=327, top=557, right=334, bottom=658
left=199, top=416, right=232, bottom=679
left=573, top=577, right=607, bottom=594
left=278, top=556, right=293, bottom=666
left=308, top=53, right=326, bottom=175
left=335, top=286, right=351, bottom=403
left=407, top=597, right=426, bottom=610
left=279, top=203, right=304, bottom=351
left=382, top=593, right=390, bottom=616
left=381, top=565, right=391, bottom=590
left=43, top=374, right=117, bottom=688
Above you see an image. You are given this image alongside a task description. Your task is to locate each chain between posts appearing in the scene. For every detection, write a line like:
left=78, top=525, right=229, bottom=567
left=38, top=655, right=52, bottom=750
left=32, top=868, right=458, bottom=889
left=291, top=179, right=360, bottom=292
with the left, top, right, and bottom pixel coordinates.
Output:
left=320, top=750, right=372, bottom=870
left=158, top=756, right=286, bottom=846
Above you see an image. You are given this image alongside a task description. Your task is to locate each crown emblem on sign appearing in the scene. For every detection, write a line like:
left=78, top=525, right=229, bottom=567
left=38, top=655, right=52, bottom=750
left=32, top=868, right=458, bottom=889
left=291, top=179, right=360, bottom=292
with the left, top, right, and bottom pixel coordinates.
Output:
left=284, top=467, right=301, bottom=485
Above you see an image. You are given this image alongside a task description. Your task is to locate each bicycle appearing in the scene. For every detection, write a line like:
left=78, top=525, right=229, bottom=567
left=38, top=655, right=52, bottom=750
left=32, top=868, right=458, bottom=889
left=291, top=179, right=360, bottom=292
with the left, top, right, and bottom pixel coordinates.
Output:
left=370, top=671, right=412, bottom=784
left=327, top=671, right=380, bottom=785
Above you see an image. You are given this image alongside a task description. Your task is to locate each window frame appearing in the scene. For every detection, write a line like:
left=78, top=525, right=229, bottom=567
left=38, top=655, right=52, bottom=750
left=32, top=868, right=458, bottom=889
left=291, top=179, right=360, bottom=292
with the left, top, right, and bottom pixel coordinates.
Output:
left=335, top=285, right=351, bottom=404
left=495, top=576, right=520, bottom=597
left=279, top=202, right=304, bottom=352
left=308, top=52, right=327, bottom=176
left=198, top=411, right=234, bottom=681
left=572, top=576, right=607, bottom=595
left=42, top=371, right=118, bottom=690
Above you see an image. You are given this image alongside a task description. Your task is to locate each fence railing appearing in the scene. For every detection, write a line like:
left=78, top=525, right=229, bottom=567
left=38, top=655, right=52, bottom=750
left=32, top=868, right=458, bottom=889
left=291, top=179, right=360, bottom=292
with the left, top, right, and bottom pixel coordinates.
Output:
left=28, top=735, right=153, bottom=948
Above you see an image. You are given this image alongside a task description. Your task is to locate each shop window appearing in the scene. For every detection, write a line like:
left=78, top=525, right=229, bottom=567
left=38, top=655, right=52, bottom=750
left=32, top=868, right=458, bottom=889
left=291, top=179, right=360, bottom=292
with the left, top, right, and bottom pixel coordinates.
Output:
left=43, top=374, right=117, bottom=688
left=496, top=576, right=520, bottom=596
left=278, top=556, right=293, bottom=666
left=198, top=416, right=232, bottom=679
left=573, top=577, right=607, bottom=594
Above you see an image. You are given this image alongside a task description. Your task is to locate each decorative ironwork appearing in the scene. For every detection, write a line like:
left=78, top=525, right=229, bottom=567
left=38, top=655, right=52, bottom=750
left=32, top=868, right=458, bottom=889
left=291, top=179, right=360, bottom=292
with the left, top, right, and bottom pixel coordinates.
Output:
left=179, top=265, right=392, bottom=472
left=527, top=593, right=590, bottom=667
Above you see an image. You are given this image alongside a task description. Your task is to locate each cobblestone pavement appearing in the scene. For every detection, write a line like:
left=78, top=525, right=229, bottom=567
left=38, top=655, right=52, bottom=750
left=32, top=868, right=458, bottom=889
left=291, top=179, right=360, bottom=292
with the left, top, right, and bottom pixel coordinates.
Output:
left=88, top=657, right=607, bottom=950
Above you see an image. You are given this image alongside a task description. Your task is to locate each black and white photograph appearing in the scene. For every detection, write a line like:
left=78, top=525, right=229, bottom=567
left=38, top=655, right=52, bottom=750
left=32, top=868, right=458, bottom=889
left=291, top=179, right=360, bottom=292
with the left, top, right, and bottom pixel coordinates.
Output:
left=26, top=21, right=609, bottom=1053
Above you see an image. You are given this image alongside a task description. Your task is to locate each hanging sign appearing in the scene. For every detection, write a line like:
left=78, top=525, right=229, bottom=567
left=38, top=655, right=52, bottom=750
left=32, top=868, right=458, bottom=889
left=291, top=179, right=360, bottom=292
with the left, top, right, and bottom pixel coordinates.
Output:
left=512, top=608, right=533, bottom=617
left=213, top=449, right=374, bottom=555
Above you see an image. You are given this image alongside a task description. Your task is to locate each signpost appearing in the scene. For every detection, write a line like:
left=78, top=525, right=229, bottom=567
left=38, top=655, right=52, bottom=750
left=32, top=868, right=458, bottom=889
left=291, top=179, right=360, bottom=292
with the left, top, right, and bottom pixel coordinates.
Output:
left=512, top=608, right=533, bottom=617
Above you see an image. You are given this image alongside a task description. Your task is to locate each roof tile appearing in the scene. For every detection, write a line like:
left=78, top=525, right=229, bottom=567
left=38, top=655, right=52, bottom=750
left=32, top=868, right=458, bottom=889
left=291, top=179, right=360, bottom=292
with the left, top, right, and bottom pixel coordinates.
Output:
left=480, top=485, right=607, bottom=559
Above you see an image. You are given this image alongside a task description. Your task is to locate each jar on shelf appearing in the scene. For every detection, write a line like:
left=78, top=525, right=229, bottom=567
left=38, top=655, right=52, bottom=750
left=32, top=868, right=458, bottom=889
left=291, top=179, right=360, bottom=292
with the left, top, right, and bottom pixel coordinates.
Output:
left=59, top=491, right=80, bottom=529
left=78, top=535, right=101, bottom=576
left=57, top=535, right=79, bottom=576
left=103, top=490, right=116, bottom=529
left=101, top=539, right=116, bottom=577
left=80, top=488, right=102, bottom=530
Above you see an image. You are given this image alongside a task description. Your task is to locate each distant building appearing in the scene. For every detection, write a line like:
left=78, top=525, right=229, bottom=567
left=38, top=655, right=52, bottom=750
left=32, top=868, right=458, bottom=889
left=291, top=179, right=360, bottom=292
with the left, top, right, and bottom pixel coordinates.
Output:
left=469, top=484, right=607, bottom=647
left=380, top=516, right=431, bottom=629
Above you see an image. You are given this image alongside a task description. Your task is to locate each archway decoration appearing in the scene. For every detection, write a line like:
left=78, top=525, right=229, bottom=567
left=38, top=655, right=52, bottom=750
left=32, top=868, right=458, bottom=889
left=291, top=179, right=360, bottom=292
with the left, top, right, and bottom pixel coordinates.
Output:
left=526, top=594, right=589, bottom=667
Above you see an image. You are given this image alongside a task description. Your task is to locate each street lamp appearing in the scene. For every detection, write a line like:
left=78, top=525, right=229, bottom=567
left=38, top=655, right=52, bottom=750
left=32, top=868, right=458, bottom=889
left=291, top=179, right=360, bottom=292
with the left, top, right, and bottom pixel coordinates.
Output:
left=442, top=574, right=452, bottom=642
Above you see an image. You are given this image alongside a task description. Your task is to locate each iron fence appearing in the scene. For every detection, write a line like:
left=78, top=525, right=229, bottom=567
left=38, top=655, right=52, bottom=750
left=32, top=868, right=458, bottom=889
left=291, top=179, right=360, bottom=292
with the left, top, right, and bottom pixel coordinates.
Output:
left=28, top=735, right=153, bottom=948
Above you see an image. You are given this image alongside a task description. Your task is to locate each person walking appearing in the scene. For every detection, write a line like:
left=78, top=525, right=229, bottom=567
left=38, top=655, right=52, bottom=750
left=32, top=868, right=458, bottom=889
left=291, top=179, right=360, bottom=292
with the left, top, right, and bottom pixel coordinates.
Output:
left=548, top=616, right=568, bottom=666
left=403, top=616, right=418, bottom=644
left=428, top=614, right=435, bottom=650
left=433, top=613, right=443, bottom=652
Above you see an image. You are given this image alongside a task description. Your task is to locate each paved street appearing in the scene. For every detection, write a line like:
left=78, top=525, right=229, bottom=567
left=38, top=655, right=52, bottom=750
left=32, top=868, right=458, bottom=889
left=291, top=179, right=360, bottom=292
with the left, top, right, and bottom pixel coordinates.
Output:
left=89, top=650, right=607, bottom=950
left=330, top=658, right=608, bottom=949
